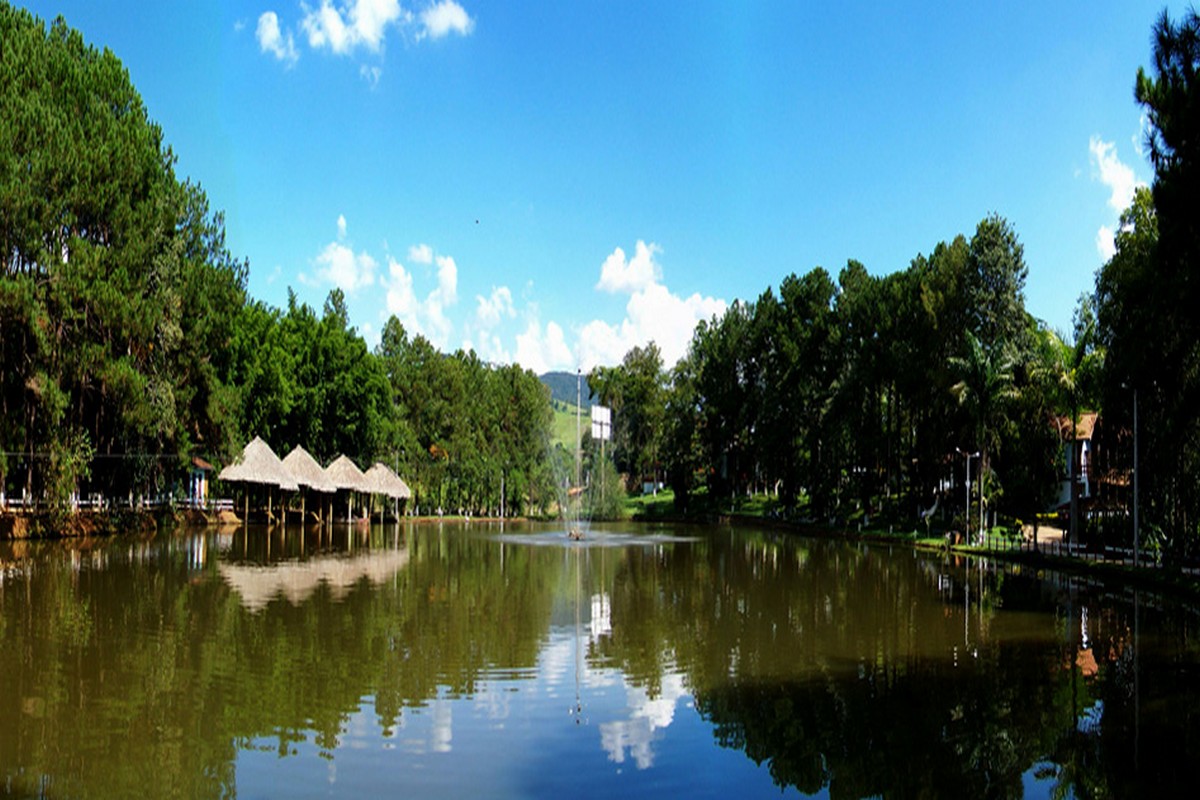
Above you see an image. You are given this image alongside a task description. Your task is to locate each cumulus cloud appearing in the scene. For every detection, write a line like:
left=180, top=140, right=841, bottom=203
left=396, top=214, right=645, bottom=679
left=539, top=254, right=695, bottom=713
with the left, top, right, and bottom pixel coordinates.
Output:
left=337, top=214, right=348, bottom=239
left=1089, top=136, right=1140, bottom=213
left=408, top=243, right=434, bottom=265
left=515, top=319, right=573, bottom=376
left=300, top=0, right=408, bottom=54
left=434, top=255, right=458, bottom=305
left=496, top=240, right=725, bottom=372
left=257, top=1, right=470, bottom=69
left=313, top=240, right=378, bottom=292
left=596, top=240, right=661, bottom=294
left=420, top=0, right=474, bottom=40
left=578, top=241, right=726, bottom=369
left=382, top=247, right=460, bottom=349
left=385, top=257, right=418, bottom=320
left=256, top=11, right=298, bottom=65
left=475, top=286, right=515, bottom=328
left=1096, top=225, right=1117, bottom=263
left=1089, top=136, right=1147, bottom=261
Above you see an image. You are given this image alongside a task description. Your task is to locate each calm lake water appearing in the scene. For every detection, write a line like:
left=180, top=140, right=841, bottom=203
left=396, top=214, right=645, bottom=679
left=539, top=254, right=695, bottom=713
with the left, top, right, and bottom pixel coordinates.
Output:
left=2, top=520, right=1199, bottom=798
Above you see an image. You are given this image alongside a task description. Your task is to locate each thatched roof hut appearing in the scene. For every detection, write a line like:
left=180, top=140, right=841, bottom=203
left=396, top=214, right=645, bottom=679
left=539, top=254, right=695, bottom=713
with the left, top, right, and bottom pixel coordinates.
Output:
left=363, top=462, right=412, bottom=499
left=219, top=437, right=298, bottom=491
left=283, top=446, right=337, bottom=493
left=325, top=454, right=368, bottom=492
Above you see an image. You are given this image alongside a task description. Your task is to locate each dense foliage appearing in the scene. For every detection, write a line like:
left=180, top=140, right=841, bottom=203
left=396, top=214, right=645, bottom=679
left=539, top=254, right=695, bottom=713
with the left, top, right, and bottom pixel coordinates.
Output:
left=0, top=6, right=555, bottom=518
left=1, top=6, right=247, bottom=509
left=1096, top=8, right=1200, bottom=561
left=593, top=217, right=1071, bottom=533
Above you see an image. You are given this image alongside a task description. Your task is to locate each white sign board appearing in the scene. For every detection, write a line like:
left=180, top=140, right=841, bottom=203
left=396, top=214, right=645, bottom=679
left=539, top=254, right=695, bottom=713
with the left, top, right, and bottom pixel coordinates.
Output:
left=591, top=405, right=612, bottom=441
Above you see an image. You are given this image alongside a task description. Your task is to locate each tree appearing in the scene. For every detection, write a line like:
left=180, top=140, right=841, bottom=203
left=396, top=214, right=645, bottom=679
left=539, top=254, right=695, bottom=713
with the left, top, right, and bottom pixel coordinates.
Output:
left=1094, top=8, right=1200, bottom=556
left=966, top=213, right=1028, bottom=358
left=590, top=343, right=667, bottom=492
left=950, top=331, right=1017, bottom=533
left=1051, top=296, right=1104, bottom=543
left=1, top=7, right=246, bottom=507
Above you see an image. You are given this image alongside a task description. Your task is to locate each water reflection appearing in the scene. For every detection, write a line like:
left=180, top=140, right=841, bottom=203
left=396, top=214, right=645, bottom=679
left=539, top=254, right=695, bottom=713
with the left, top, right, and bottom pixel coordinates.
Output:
left=2, top=523, right=1200, bottom=797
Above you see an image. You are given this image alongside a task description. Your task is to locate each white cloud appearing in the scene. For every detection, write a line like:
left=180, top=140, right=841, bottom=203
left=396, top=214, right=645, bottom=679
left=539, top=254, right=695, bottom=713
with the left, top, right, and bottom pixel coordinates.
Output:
left=515, top=319, right=573, bottom=375
left=313, top=240, right=378, bottom=292
left=300, top=0, right=407, bottom=55
left=577, top=241, right=726, bottom=370
left=596, top=240, right=661, bottom=294
left=1089, top=136, right=1141, bottom=213
left=382, top=249, right=460, bottom=349
left=360, top=64, right=382, bottom=87
left=464, top=329, right=511, bottom=365
left=475, top=286, right=515, bottom=328
left=1089, top=136, right=1147, bottom=261
left=337, top=214, right=348, bottom=239
left=257, top=2, right=471, bottom=75
left=435, top=255, right=458, bottom=304
left=420, top=0, right=474, bottom=40
left=256, top=11, right=298, bottom=65
left=408, top=243, right=434, bottom=265
left=385, top=257, right=419, bottom=319
left=1133, top=113, right=1151, bottom=159
left=1096, top=225, right=1117, bottom=263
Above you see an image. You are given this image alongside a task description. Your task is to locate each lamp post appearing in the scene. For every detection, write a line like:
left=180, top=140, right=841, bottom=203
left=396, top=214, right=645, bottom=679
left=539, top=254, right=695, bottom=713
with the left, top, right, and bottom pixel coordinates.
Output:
left=957, top=448, right=980, bottom=542
left=1133, top=387, right=1139, bottom=568
left=1122, top=382, right=1141, bottom=568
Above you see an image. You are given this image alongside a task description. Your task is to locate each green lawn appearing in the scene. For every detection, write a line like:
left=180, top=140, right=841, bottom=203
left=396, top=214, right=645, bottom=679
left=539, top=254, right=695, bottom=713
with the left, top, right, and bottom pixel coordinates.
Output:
left=624, top=488, right=676, bottom=518
left=550, top=403, right=584, bottom=450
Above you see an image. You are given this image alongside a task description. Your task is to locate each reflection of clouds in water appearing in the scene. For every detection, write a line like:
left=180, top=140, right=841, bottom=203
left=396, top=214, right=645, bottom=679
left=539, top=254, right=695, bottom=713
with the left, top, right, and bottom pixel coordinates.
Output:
left=600, top=717, right=655, bottom=769
left=474, top=680, right=513, bottom=722
left=591, top=593, right=612, bottom=639
left=539, top=628, right=619, bottom=701
left=431, top=696, right=453, bottom=753
left=345, top=700, right=377, bottom=750
left=599, top=671, right=687, bottom=769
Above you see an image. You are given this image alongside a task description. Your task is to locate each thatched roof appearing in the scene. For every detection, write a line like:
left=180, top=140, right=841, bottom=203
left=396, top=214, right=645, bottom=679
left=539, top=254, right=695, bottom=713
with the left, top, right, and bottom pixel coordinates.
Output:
left=218, top=437, right=298, bottom=491
left=218, top=549, right=409, bottom=612
left=1057, top=412, right=1099, bottom=442
left=283, top=446, right=337, bottom=493
left=363, top=462, right=412, bottom=499
left=325, top=454, right=368, bottom=492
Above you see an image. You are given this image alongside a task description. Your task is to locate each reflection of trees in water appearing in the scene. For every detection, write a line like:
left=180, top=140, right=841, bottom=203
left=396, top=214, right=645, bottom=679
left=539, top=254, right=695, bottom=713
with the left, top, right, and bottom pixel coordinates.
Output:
left=0, top=526, right=561, bottom=798
left=5, top=528, right=1200, bottom=796
left=596, top=534, right=1200, bottom=798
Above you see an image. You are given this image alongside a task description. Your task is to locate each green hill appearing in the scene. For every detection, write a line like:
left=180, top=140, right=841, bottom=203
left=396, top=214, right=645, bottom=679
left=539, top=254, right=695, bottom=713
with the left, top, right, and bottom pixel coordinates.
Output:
left=540, top=371, right=594, bottom=406
left=550, top=401, right=584, bottom=450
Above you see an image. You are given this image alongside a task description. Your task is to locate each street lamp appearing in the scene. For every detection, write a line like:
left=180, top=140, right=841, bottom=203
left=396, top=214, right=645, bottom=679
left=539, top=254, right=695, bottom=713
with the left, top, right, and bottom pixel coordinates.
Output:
left=956, top=448, right=980, bottom=543
left=1133, top=387, right=1139, bottom=568
left=1122, top=383, right=1140, bottom=568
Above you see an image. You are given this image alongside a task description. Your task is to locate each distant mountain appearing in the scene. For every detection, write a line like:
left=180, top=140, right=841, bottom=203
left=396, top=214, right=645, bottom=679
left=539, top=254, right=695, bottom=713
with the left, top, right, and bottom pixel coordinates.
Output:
left=540, top=371, right=594, bottom=407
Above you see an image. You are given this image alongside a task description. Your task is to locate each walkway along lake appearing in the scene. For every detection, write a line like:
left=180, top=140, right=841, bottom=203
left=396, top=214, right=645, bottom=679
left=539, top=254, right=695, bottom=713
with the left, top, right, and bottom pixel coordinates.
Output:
left=2, top=520, right=1198, bottom=797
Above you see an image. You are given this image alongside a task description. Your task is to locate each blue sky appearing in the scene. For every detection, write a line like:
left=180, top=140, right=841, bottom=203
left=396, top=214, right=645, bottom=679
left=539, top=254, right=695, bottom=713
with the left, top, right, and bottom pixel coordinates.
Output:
left=25, top=1, right=1166, bottom=371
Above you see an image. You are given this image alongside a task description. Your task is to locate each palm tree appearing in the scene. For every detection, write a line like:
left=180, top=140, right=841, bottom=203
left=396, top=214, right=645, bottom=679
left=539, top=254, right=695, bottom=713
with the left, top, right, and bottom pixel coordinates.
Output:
left=1053, top=298, right=1104, bottom=544
left=950, top=332, right=1017, bottom=534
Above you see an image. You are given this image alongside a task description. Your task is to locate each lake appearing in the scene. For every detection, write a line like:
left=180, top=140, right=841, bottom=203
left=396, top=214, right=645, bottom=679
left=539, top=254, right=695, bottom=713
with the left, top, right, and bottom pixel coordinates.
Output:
left=2, top=520, right=1198, bottom=798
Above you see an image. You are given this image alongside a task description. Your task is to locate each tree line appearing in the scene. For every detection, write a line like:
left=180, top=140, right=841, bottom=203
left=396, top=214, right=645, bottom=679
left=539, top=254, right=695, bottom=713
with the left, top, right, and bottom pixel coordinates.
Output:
left=592, top=216, right=1078, bottom=535
left=591, top=8, right=1200, bottom=559
left=0, top=5, right=556, bottom=518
